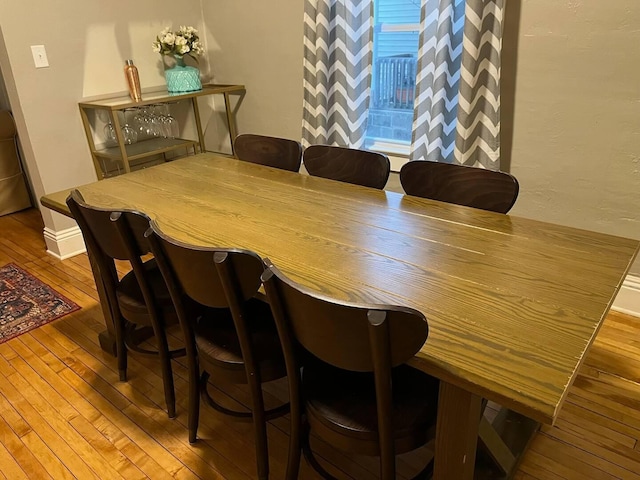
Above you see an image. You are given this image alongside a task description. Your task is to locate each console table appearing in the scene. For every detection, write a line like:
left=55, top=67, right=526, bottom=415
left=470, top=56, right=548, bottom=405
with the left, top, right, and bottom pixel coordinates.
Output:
left=79, top=84, right=245, bottom=179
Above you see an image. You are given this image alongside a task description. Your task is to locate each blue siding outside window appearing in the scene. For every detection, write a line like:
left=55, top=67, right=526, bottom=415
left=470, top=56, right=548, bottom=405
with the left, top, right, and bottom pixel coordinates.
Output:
left=366, top=0, right=421, bottom=148
left=376, top=31, right=419, bottom=58
left=377, top=0, right=421, bottom=24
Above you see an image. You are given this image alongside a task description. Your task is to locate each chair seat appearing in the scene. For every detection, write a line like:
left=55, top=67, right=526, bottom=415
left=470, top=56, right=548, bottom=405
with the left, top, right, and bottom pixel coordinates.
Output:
left=194, top=299, right=285, bottom=381
left=116, top=259, right=179, bottom=325
left=303, top=362, right=439, bottom=445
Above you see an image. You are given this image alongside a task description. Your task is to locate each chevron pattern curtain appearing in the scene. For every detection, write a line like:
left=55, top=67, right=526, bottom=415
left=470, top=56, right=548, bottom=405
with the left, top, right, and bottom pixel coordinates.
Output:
left=455, top=0, right=504, bottom=169
left=302, top=0, right=374, bottom=148
left=410, top=0, right=465, bottom=163
left=411, top=0, right=504, bottom=170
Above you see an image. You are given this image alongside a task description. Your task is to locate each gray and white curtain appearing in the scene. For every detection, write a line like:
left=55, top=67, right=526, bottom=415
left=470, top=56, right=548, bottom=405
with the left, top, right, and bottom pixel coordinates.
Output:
left=411, top=0, right=504, bottom=170
left=302, top=0, right=374, bottom=148
left=455, top=0, right=504, bottom=168
left=410, top=0, right=465, bottom=164
left=302, top=0, right=504, bottom=168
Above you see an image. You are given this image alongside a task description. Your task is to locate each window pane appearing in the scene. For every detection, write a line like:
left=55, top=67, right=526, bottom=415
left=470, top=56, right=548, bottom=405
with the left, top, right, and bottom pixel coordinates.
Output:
left=366, top=0, right=420, bottom=149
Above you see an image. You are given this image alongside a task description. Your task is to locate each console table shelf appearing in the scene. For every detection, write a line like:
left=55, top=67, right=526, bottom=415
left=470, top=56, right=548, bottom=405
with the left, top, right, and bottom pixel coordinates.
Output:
left=93, top=137, right=198, bottom=161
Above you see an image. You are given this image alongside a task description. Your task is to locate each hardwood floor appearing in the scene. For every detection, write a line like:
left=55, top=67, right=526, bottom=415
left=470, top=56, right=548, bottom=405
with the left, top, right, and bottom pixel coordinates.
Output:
left=1, top=208, right=639, bottom=479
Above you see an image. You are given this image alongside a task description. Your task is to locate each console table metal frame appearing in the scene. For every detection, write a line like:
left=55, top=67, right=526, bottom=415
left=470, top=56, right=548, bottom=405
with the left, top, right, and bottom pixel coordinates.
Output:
left=79, top=84, right=245, bottom=179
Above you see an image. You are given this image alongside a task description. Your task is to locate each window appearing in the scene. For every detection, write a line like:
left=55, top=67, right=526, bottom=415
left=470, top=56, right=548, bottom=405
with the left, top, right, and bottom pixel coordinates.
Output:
left=365, top=0, right=421, bottom=156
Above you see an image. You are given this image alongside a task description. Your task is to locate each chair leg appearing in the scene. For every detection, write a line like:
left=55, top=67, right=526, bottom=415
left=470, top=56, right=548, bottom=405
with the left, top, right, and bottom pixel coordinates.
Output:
left=156, top=329, right=176, bottom=418
left=188, top=366, right=202, bottom=444
left=379, top=439, right=396, bottom=480
left=286, top=400, right=302, bottom=480
left=118, top=357, right=127, bottom=381
left=116, top=318, right=127, bottom=382
left=301, top=420, right=338, bottom=479
left=248, top=378, right=269, bottom=480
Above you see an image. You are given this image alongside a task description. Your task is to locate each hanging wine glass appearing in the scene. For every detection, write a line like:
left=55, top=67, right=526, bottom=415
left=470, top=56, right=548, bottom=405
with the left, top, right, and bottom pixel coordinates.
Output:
left=103, top=122, right=117, bottom=147
left=155, top=104, right=169, bottom=138
left=148, top=104, right=163, bottom=137
left=133, top=107, right=148, bottom=138
left=162, top=103, right=179, bottom=139
left=121, top=109, right=138, bottom=145
left=122, top=123, right=138, bottom=144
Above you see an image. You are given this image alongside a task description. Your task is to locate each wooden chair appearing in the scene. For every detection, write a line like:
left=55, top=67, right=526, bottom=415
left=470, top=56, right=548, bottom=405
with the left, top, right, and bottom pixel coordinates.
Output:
left=145, top=223, right=288, bottom=480
left=234, top=133, right=303, bottom=172
left=66, top=190, right=184, bottom=418
left=303, top=144, right=391, bottom=189
left=400, top=161, right=520, bottom=213
left=261, top=260, right=439, bottom=480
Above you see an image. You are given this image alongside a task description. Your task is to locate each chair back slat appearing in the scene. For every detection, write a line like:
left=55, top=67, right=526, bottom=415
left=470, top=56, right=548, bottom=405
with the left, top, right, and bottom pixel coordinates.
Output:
left=234, top=134, right=303, bottom=172
left=303, top=145, right=391, bottom=189
left=146, top=221, right=263, bottom=308
left=262, top=262, right=427, bottom=372
left=66, top=190, right=151, bottom=260
left=400, top=161, right=519, bottom=213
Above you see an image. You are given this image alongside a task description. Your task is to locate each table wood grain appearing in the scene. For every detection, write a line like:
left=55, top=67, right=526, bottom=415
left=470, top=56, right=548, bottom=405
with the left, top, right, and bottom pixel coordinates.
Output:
left=41, top=153, right=639, bottom=428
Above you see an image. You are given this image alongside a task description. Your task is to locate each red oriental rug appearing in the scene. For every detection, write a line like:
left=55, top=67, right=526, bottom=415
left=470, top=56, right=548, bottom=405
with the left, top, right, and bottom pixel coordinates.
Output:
left=0, top=263, right=80, bottom=345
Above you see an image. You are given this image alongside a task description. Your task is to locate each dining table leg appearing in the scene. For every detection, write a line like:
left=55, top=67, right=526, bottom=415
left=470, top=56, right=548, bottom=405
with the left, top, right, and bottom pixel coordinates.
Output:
left=434, top=381, right=483, bottom=480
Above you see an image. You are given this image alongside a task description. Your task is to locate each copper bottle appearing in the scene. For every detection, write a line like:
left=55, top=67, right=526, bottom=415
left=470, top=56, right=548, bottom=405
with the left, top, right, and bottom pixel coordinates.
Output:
left=124, top=60, right=142, bottom=102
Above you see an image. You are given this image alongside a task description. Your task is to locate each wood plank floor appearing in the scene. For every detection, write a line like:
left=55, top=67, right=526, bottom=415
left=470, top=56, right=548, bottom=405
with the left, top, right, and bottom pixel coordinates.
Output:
left=1, top=208, right=639, bottom=479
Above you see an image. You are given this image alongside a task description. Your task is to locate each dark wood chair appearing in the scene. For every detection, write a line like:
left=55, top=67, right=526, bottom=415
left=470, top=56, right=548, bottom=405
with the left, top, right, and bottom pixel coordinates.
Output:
left=66, top=190, right=184, bottom=418
left=400, top=161, right=520, bottom=213
left=303, top=144, right=391, bottom=189
left=145, top=223, right=288, bottom=480
left=234, top=133, right=303, bottom=172
left=261, top=260, right=439, bottom=480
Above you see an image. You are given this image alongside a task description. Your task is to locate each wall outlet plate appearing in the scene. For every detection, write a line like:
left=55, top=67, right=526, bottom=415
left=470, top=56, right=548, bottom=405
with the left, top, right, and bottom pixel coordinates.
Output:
left=31, top=45, right=49, bottom=68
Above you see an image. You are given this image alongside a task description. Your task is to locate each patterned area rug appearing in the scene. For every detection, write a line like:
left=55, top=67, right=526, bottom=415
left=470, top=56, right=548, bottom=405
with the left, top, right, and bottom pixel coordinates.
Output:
left=0, top=263, right=80, bottom=345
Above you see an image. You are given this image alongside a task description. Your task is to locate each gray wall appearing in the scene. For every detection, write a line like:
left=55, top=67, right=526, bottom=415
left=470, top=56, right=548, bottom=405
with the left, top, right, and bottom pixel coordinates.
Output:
left=205, top=0, right=639, bottom=276
left=203, top=0, right=304, bottom=141
left=0, top=1, right=206, bottom=234
left=505, top=0, right=640, bottom=275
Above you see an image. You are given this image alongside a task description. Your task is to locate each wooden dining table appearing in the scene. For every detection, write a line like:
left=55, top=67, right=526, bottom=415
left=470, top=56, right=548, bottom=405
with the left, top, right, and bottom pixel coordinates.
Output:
left=41, top=153, right=639, bottom=479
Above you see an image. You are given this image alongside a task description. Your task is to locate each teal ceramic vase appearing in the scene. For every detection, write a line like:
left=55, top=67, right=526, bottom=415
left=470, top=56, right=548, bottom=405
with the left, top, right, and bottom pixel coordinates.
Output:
left=164, top=55, right=202, bottom=93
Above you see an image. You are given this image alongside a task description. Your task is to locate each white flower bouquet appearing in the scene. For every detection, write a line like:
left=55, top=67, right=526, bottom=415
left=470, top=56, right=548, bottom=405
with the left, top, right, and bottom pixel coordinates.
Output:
left=152, top=26, right=204, bottom=60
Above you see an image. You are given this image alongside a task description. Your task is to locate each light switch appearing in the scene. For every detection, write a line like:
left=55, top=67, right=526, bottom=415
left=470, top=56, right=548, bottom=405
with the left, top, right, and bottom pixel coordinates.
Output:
left=30, top=45, right=49, bottom=68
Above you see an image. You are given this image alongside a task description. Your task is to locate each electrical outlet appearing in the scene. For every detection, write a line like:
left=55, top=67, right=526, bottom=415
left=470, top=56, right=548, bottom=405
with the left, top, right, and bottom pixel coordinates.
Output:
left=31, top=45, right=49, bottom=68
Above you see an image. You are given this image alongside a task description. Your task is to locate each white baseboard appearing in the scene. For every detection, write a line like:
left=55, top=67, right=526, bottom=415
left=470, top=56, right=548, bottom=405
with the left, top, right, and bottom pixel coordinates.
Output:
left=43, top=226, right=86, bottom=260
left=612, top=274, right=640, bottom=318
